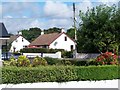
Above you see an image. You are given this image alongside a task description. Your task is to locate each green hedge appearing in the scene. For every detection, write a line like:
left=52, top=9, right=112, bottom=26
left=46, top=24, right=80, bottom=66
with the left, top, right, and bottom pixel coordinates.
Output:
left=2, top=65, right=119, bottom=84
left=20, top=48, right=64, bottom=53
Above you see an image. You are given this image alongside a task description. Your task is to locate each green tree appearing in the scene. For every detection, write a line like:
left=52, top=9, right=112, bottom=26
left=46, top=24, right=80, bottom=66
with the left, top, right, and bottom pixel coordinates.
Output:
left=66, top=28, right=75, bottom=39
left=44, top=27, right=61, bottom=34
left=21, top=27, right=41, bottom=42
left=77, top=4, right=120, bottom=53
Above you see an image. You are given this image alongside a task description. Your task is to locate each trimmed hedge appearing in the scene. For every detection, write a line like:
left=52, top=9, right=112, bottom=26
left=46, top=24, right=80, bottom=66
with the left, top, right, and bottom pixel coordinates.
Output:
left=20, top=48, right=64, bottom=53
left=2, top=65, right=119, bottom=84
left=20, top=48, right=73, bottom=58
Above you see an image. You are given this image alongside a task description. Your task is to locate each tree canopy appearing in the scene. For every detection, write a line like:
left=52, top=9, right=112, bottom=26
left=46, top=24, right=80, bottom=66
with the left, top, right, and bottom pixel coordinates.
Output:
left=21, top=27, right=41, bottom=42
left=77, top=4, right=120, bottom=53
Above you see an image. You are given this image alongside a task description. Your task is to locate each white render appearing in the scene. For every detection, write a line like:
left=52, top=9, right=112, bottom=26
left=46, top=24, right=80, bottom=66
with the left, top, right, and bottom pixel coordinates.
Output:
left=49, top=33, right=75, bottom=51
left=10, top=36, right=30, bottom=52
left=23, top=52, right=61, bottom=58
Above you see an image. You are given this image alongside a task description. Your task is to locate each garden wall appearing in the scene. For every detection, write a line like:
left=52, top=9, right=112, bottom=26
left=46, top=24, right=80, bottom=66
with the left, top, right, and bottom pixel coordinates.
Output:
left=23, top=52, right=61, bottom=58
left=75, top=53, right=100, bottom=59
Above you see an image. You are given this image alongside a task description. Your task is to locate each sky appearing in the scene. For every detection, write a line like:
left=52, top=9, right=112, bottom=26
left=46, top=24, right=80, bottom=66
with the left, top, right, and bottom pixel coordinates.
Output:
left=0, top=0, right=119, bottom=34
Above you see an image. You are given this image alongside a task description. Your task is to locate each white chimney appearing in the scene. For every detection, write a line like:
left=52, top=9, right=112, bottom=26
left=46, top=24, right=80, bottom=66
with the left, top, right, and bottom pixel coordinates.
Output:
left=18, top=31, right=22, bottom=35
left=41, top=30, right=44, bottom=35
left=61, top=28, right=65, bottom=33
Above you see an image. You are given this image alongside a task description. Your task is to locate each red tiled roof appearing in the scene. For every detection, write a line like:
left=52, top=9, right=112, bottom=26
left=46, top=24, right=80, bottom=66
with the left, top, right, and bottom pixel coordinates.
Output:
left=29, top=33, right=63, bottom=46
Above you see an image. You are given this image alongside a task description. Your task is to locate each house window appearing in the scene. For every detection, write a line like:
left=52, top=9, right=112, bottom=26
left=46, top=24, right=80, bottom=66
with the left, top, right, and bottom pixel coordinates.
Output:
left=22, top=38, right=24, bottom=42
left=70, top=45, right=74, bottom=51
left=65, top=36, right=67, bottom=41
left=16, top=40, right=18, bottom=42
left=23, top=45, right=27, bottom=48
left=54, top=42, right=58, bottom=46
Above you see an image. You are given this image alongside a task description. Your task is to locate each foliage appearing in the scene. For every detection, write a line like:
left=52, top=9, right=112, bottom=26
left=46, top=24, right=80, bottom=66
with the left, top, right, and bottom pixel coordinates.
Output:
left=96, top=52, right=118, bottom=65
left=21, top=27, right=42, bottom=42
left=44, top=27, right=61, bottom=34
left=61, top=51, right=73, bottom=58
left=3, top=56, right=17, bottom=66
left=77, top=4, right=120, bottom=53
left=20, top=48, right=73, bottom=58
left=44, top=57, right=61, bottom=65
left=17, top=55, right=30, bottom=67
left=20, top=48, right=64, bottom=53
left=9, top=56, right=17, bottom=66
left=61, top=60, right=72, bottom=66
left=2, top=65, right=119, bottom=84
left=66, top=28, right=75, bottom=39
left=32, top=56, right=47, bottom=66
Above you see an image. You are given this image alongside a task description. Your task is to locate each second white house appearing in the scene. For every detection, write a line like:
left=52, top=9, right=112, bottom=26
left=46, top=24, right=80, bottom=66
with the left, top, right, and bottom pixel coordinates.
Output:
left=29, top=31, right=76, bottom=51
left=9, top=32, right=30, bottom=52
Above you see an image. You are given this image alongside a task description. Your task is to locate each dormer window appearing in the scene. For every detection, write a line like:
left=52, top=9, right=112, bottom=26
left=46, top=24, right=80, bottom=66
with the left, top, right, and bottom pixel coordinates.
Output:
left=65, top=36, right=67, bottom=41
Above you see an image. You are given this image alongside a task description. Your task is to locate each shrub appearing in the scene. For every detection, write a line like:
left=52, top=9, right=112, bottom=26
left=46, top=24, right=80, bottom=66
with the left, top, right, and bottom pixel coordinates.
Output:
left=9, top=56, right=17, bottom=66
left=32, top=56, right=47, bottom=67
left=61, top=51, right=73, bottom=58
left=20, top=48, right=64, bottom=53
left=2, top=65, right=119, bottom=84
left=3, top=56, right=17, bottom=66
left=61, top=60, right=72, bottom=66
left=44, top=57, right=61, bottom=65
left=3, top=61, right=11, bottom=66
left=96, top=52, right=118, bottom=65
left=17, top=55, right=30, bottom=67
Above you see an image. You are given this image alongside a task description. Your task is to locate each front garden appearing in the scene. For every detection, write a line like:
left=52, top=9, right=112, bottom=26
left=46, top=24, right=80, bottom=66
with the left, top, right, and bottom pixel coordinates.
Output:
left=1, top=51, right=120, bottom=84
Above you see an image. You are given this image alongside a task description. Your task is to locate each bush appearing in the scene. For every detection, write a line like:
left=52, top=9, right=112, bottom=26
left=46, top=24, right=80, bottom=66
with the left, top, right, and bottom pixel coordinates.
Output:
left=32, top=56, right=47, bottom=67
left=9, top=56, right=17, bottom=66
left=2, top=65, right=119, bottom=84
left=20, top=48, right=64, bottom=53
left=3, top=56, right=17, bottom=66
left=44, top=57, right=61, bottom=65
left=96, top=52, right=118, bottom=65
left=61, top=60, right=72, bottom=66
left=17, top=55, right=30, bottom=67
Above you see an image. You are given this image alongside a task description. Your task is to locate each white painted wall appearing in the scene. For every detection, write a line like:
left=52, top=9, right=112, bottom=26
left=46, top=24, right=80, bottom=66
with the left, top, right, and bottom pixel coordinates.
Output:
left=10, top=36, right=30, bottom=52
left=23, top=52, right=61, bottom=58
left=49, top=33, right=75, bottom=51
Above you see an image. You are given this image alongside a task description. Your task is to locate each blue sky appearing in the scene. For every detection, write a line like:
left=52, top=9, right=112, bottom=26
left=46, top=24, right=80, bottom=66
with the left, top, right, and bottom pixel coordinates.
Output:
left=0, top=0, right=119, bottom=34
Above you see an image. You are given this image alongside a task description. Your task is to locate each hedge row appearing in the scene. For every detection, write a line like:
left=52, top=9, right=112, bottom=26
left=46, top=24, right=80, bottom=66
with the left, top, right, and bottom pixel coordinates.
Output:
left=20, top=48, right=73, bottom=58
left=2, top=65, right=119, bottom=84
left=20, top=48, right=64, bottom=53
left=44, top=57, right=97, bottom=66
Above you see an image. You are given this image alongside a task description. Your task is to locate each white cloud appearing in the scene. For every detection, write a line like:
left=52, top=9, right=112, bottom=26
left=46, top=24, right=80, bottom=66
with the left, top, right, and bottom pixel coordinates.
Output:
left=4, top=15, right=13, bottom=18
left=44, top=1, right=72, bottom=19
left=3, top=18, right=73, bottom=34
left=76, top=0, right=93, bottom=13
left=2, top=2, right=41, bottom=18
left=2, top=0, right=94, bottom=34
left=98, top=0, right=119, bottom=6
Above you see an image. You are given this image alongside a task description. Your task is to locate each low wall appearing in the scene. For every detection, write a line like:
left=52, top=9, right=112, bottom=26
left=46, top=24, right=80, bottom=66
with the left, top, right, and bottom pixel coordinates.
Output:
left=23, top=52, right=61, bottom=58
left=75, top=53, right=100, bottom=59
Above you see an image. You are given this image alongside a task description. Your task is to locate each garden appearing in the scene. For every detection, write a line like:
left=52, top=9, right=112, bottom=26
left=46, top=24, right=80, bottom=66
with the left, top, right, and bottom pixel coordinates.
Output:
left=1, top=51, right=120, bottom=84
left=1, top=4, right=120, bottom=84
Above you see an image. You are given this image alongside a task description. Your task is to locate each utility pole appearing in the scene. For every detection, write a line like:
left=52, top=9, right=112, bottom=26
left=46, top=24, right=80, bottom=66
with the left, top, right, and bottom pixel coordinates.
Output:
left=73, top=3, right=77, bottom=41
left=73, top=3, right=77, bottom=58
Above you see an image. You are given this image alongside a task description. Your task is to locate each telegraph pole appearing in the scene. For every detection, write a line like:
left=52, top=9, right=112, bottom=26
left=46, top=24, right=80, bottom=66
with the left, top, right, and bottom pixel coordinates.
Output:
left=73, top=3, right=77, bottom=41
left=73, top=3, right=77, bottom=58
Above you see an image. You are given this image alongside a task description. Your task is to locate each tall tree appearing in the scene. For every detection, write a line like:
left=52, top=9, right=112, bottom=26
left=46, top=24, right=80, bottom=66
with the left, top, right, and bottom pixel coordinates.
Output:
left=77, top=4, right=120, bottom=53
left=44, top=27, right=61, bottom=34
left=66, top=28, right=75, bottom=40
left=21, top=27, right=41, bottom=42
